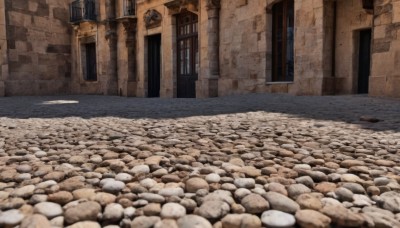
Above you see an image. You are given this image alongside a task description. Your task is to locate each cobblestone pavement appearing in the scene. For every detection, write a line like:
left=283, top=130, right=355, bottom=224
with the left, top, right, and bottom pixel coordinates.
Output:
left=0, top=94, right=399, bottom=228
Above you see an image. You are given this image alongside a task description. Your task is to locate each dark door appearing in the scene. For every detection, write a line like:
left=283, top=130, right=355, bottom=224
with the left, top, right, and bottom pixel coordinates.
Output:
left=358, top=29, right=372, bottom=94
left=272, top=0, right=294, bottom=82
left=148, top=34, right=161, bottom=98
left=177, top=11, right=198, bottom=98
left=86, top=43, right=97, bottom=81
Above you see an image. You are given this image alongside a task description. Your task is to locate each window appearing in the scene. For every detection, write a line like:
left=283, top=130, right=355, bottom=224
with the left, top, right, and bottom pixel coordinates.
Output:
left=69, top=0, right=96, bottom=23
left=272, top=0, right=294, bottom=82
left=123, top=0, right=136, bottom=16
left=176, top=11, right=199, bottom=98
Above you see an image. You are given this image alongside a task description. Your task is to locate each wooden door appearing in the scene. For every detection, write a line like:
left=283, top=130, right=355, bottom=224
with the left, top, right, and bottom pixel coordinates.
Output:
left=177, top=11, right=198, bottom=98
left=148, top=34, right=161, bottom=98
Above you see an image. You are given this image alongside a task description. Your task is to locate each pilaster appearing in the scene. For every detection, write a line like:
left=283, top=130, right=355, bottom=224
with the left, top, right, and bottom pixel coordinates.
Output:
left=197, top=0, right=220, bottom=98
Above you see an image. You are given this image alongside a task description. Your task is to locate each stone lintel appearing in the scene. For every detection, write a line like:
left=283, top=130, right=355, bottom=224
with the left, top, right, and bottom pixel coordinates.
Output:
left=164, top=0, right=199, bottom=14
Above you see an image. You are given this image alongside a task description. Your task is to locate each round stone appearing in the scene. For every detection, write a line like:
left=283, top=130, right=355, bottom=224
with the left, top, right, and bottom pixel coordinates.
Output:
left=235, top=188, right=252, bottom=201
left=16, top=165, right=32, bottom=173
left=124, top=207, right=136, bottom=218
left=160, top=203, right=186, bottom=219
left=68, top=221, right=101, bottom=228
left=140, top=178, right=158, bottom=189
left=287, top=184, right=311, bottom=199
left=159, top=188, right=185, bottom=197
left=131, top=216, right=161, bottom=228
left=335, top=187, right=354, bottom=202
left=131, top=165, right=150, bottom=175
left=205, top=173, right=221, bottom=183
left=11, top=185, right=35, bottom=198
left=264, top=192, right=300, bottom=214
left=374, top=177, right=390, bottom=186
left=20, top=214, right=51, bottom=228
left=115, top=173, right=133, bottom=182
left=102, top=180, right=125, bottom=193
left=34, top=151, right=47, bottom=158
left=34, top=202, right=63, bottom=219
left=64, top=201, right=102, bottom=225
left=103, top=203, right=124, bottom=223
left=234, top=178, right=255, bottom=189
left=241, top=194, right=269, bottom=214
left=222, top=214, right=261, bottom=228
left=0, top=209, right=25, bottom=227
left=138, top=193, right=165, bottom=203
left=177, top=215, right=212, bottom=228
left=185, top=178, right=209, bottom=193
left=295, top=209, right=331, bottom=228
left=196, top=200, right=230, bottom=220
left=261, top=210, right=296, bottom=228
left=143, top=203, right=161, bottom=216
left=296, top=194, right=323, bottom=210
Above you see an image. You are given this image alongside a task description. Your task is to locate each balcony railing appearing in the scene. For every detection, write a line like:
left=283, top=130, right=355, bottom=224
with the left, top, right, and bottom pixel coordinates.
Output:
left=124, top=0, right=136, bottom=16
left=70, top=0, right=96, bottom=23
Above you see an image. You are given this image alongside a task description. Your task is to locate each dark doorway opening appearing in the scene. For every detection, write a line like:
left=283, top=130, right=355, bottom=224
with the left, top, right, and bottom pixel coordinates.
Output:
left=272, top=0, right=294, bottom=82
left=85, top=43, right=97, bottom=81
left=148, top=34, right=161, bottom=98
left=177, top=11, right=198, bottom=98
left=358, top=29, right=372, bottom=94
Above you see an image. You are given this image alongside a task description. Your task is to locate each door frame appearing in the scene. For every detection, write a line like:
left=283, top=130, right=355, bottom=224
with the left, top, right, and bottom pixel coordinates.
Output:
left=146, top=34, right=162, bottom=98
left=176, top=10, right=199, bottom=98
left=353, top=28, right=372, bottom=94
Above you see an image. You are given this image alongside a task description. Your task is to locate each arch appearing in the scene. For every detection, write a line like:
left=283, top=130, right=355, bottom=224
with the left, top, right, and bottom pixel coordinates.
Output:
left=266, top=0, right=284, bottom=13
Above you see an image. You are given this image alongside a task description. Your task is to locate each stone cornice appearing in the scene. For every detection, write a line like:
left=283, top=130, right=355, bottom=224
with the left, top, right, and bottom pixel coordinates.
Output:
left=164, top=0, right=199, bottom=13
left=206, top=0, right=221, bottom=10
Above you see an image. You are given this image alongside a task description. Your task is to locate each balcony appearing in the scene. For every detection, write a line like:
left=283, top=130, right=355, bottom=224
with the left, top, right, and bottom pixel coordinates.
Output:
left=70, top=0, right=96, bottom=24
left=123, top=0, right=136, bottom=17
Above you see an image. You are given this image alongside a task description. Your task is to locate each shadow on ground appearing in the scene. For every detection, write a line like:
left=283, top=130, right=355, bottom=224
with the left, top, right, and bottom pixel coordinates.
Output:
left=0, top=94, right=399, bottom=132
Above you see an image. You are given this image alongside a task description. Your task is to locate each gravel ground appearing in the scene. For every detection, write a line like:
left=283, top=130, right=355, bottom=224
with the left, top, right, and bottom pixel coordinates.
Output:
left=0, top=94, right=399, bottom=228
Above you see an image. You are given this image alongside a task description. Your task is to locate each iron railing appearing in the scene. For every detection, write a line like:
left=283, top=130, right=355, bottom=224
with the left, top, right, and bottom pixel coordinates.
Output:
left=70, top=0, right=96, bottom=23
left=124, top=0, right=136, bottom=16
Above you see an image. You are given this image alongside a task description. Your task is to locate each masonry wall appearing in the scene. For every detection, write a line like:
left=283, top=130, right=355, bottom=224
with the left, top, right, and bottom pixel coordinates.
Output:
left=135, top=0, right=213, bottom=98
left=370, top=0, right=400, bottom=98
left=4, top=0, right=71, bottom=96
left=136, top=0, right=170, bottom=98
left=0, top=0, right=7, bottom=96
left=218, top=0, right=269, bottom=96
left=70, top=0, right=120, bottom=96
left=335, top=0, right=372, bottom=94
left=292, top=0, right=330, bottom=95
left=218, top=0, right=337, bottom=97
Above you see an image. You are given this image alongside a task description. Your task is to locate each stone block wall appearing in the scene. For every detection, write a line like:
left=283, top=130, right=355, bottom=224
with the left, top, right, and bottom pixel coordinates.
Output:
left=218, top=0, right=269, bottom=96
left=218, top=0, right=336, bottom=97
left=0, top=0, right=7, bottom=96
left=335, top=0, right=372, bottom=94
left=4, top=0, right=71, bottom=96
left=370, top=0, right=400, bottom=97
left=70, top=0, right=119, bottom=96
left=293, top=0, right=330, bottom=95
left=135, top=0, right=169, bottom=98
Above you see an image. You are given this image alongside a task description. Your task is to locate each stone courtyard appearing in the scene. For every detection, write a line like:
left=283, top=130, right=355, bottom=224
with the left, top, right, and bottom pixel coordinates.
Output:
left=0, top=94, right=400, bottom=228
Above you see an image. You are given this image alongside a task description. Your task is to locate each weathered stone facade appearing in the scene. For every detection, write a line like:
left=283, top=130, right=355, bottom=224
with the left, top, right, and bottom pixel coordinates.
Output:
left=0, top=0, right=399, bottom=98
left=1, top=0, right=71, bottom=96
left=370, top=0, right=400, bottom=97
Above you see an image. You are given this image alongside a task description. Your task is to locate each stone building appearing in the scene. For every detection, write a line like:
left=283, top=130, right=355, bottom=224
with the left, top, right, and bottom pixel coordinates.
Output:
left=0, top=0, right=399, bottom=98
